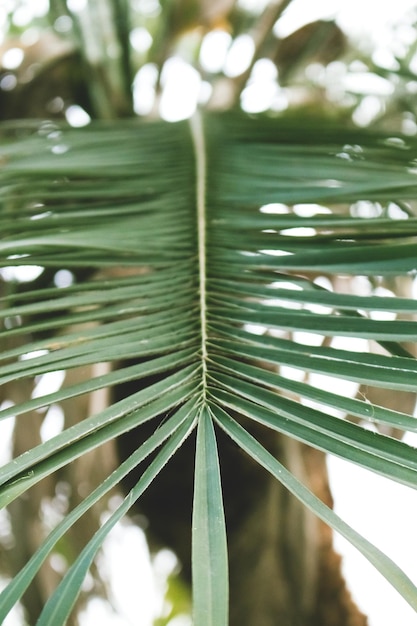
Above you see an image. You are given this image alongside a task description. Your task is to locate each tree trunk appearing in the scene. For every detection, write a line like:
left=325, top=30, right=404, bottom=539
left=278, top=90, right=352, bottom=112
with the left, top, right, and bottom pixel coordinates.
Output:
left=118, top=421, right=368, bottom=626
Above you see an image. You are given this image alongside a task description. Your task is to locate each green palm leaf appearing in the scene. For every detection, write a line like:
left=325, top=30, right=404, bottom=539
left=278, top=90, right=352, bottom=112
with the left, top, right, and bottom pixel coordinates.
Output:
left=1, top=112, right=417, bottom=622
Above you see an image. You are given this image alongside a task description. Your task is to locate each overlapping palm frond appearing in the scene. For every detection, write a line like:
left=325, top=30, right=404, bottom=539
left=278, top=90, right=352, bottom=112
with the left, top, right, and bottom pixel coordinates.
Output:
left=1, top=113, right=417, bottom=623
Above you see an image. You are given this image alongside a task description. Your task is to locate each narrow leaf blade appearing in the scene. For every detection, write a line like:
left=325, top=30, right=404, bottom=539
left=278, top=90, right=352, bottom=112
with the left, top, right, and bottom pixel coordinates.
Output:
left=212, top=405, right=417, bottom=613
left=192, top=407, right=228, bottom=626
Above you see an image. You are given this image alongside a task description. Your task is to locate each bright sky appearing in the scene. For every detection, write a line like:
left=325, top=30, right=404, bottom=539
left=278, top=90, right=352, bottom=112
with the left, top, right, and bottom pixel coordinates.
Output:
left=277, top=0, right=417, bottom=38
left=329, top=448, right=417, bottom=626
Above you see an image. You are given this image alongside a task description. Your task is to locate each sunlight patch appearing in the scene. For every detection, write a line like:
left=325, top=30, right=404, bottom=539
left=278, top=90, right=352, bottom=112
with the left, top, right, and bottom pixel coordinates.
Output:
left=223, top=34, right=255, bottom=78
left=65, top=105, right=91, bottom=127
left=133, top=63, right=158, bottom=115
left=0, top=265, right=43, bottom=283
left=199, top=30, right=231, bottom=74
left=19, top=349, right=49, bottom=361
left=243, top=323, right=266, bottom=336
left=271, top=281, right=303, bottom=291
left=352, top=95, right=383, bottom=126
left=32, top=370, right=66, bottom=399
left=281, top=227, right=316, bottom=237
left=260, top=249, right=293, bottom=256
left=67, top=0, right=87, bottom=12
left=350, top=200, right=382, bottom=218
left=40, top=405, right=65, bottom=443
left=130, top=27, right=153, bottom=54
left=1, top=48, right=24, bottom=70
left=260, top=203, right=289, bottom=214
left=160, top=58, right=201, bottom=122
left=293, top=203, right=332, bottom=216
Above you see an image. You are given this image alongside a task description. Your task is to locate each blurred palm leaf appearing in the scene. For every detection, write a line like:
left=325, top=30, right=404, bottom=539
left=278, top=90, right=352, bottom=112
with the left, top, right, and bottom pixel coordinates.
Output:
left=1, top=112, right=417, bottom=623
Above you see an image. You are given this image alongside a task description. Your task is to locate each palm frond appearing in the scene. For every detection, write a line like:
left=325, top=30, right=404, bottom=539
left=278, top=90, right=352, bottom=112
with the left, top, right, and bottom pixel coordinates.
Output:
left=1, top=113, right=417, bottom=622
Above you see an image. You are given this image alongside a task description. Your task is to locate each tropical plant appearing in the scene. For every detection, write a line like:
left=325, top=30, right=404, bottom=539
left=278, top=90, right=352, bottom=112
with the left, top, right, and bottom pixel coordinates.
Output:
left=1, top=2, right=417, bottom=626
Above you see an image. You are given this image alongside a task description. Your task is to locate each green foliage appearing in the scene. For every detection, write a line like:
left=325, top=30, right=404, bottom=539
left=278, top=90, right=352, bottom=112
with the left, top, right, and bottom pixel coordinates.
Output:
left=1, top=112, right=417, bottom=622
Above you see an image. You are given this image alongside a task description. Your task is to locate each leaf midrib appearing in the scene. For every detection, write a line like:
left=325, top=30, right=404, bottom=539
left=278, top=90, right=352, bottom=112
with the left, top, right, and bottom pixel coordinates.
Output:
left=190, top=112, right=208, bottom=398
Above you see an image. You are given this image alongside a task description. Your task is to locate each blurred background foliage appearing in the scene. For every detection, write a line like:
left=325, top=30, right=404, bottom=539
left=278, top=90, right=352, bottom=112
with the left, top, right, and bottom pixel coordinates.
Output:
left=1, top=1, right=417, bottom=625
left=0, top=0, right=416, bottom=125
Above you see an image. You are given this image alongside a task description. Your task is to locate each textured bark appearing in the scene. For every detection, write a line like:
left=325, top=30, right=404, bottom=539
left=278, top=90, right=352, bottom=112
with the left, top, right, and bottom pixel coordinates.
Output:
left=226, top=436, right=318, bottom=626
